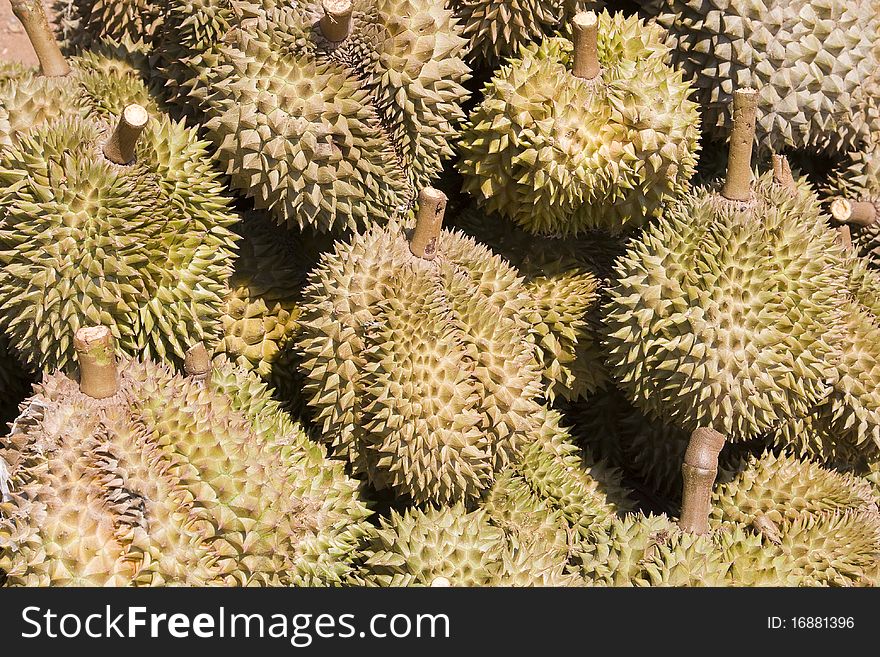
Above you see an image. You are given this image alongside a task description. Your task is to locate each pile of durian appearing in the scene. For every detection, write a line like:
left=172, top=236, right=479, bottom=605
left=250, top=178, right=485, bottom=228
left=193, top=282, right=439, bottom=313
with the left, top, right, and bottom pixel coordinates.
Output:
left=0, top=0, right=878, bottom=586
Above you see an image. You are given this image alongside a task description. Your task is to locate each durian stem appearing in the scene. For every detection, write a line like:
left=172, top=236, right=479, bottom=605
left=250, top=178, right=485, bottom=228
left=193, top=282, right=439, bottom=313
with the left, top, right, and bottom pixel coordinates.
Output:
left=679, top=427, right=726, bottom=535
left=410, top=187, right=447, bottom=260
left=836, top=224, right=853, bottom=252
left=74, top=326, right=118, bottom=399
left=10, top=1, right=70, bottom=78
left=320, top=0, right=353, bottom=42
left=430, top=576, right=451, bottom=587
left=721, top=88, right=758, bottom=202
left=184, top=342, right=211, bottom=380
left=771, top=154, right=796, bottom=195
left=572, top=11, right=600, bottom=80
left=103, top=104, right=149, bottom=165
left=830, top=198, right=878, bottom=228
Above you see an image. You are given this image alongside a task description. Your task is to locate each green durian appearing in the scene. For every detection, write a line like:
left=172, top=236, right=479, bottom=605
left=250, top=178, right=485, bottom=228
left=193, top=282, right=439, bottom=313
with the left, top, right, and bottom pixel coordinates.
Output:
left=0, top=351, right=371, bottom=586
left=351, top=502, right=580, bottom=586
left=453, top=206, right=623, bottom=401
left=53, top=0, right=166, bottom=50
left=773, top=256, right=880, bottom=464
left=449, top=0, right=604, bottom=70
left=457, top=10, right=700, bottom=236
left=604, top=168, right=848, bottom=442
left=645, top=0, right=880, bottom=154
left=0, top=109, right=239, bottom=372
left=158, top=0, right=470, bottom=232
left=298, top=190, right=546, bottom=505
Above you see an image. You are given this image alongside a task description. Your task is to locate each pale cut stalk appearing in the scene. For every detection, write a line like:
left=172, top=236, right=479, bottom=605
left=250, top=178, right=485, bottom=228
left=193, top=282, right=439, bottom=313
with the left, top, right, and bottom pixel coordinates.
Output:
left=572, top=11, right=600, bottom=80
left=721, top=88, right=759, bottom=202
left=184, top=342, right=211, bottom=380
left=679, top=427, right=726, bottom=535
left=74, top=326, right=118, bottom=399
left=320, top=0, right=353, bottom=42
left=830, top=198, right=878, bottom=227
left=103, top=104, right=149, bottom=165
left=11, top=0, right=70, bottom=77
left=410, top=187, right=448, bottom=260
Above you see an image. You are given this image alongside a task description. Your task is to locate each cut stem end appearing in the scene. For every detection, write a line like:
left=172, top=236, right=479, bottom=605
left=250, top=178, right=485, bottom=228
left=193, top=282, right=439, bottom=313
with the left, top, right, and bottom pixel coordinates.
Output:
left=74, top=326, right=118, bottom=399
left=103, top=104, right=149, bottom=165
left=11, top=0, right=70, bottom=77
left=678, top=427, right=726, bottom=535
left=410, top=187, right=447, bottom=260
left=721, top=88, right=759, bottom=202
left=184, top=342, right=211, bottom=380
left=572, top=11, right=600, bottom=80
left=320, top=0, right=353, bottom=42
left=831, top=198, right=878, bottom=228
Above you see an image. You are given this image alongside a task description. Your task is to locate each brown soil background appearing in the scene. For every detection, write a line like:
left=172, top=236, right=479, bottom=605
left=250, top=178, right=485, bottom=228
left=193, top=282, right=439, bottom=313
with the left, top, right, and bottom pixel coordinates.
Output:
left=0, top=0, right=57, bottom=65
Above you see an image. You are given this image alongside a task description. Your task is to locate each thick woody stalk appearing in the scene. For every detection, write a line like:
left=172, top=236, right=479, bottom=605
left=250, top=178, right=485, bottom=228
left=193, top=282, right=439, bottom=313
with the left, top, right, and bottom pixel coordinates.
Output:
left=320, top=0, right=353, bottom=42
left=184, top=342, right=211, bottom=380
left=11, top=1, right=70, bottom=77
left=103, top=104, right=149, bottom=165
left=721, top=88, right=758, bottom=202
left=74, top=326, right=118, bottom=399
left=771, top=154, right=796, bottom=195
left=830, top=198, right=878, bottom=228
left=410, top=187, right=447, bottom=260
left=572, top=12, right=600, bottom=80
left=679, top=427, right=726, bottom=535
left=837, top=224, right=853, bottom=252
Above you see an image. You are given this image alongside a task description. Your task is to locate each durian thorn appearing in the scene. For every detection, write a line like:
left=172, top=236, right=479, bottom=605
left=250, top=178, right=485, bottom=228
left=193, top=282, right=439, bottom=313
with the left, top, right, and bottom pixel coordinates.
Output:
left=721, top=88, right=758, bottom=203
left=184, top=342, right=212, bottom=380
left=836, top=224, right=853, bottom=253
left=771, top=154, right=796, bottom=196
left=73, top=326, right=118, bottom=399
left=10, top=1, right=70, bottom=77
left=571, top=11, right=600, bottom=81
left=320, top=0, right=353, bottom=43
left=410, top=187, right=447, bottom=261
left=103, top=104, right=149, bottom=166
left=678, top=427, right=725, bottom=535
left=830, top=197, right=878, bottom=228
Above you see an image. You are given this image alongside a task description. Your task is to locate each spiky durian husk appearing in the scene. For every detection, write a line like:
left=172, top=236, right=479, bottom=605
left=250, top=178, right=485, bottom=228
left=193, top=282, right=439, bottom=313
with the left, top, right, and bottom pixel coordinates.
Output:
left=826, top=144, right=880, bottom=267
left=203, top=8, right=409, bottom=232
left=647, top=0, right=880, bottom=154
left=298, top=221, right=545, bottom=505
left=0, top=62, right=33, bottom=93
left=351, top=503, right=579, bottom=586
left=457, top=11, right=700, bottom=236
left=53, top=0, right=166, bottom=50
left=773, top=258, right=880, bottom=463
left=453, top=206, right=624, bottom=401
left=450, top=0, right=604, bottom=70
left=0, top=358, right=370, bottom=586
left=0, top=38, right=157, bottom=147
left=604, top=171, right=848, bottom=442
left=0, top=114, right=238, bottom=372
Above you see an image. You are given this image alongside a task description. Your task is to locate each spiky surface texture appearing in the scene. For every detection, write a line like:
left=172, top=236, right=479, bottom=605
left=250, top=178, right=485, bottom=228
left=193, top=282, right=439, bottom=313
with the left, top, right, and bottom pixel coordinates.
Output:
left=159, top=1, right=470, bottom=232
left=0, top=62, right=33, bottom=92
left=774, top=258, right=880, bottom=463
left=453, top=207, right=625, bottom=401
left=457, top=11, right=699, bottom=236
left=351, top=503, right=579, bottom=586
left=0, top=114, right=238, bottom=372
left=647, top=0, right=880, bottom=154
left=450, top=0, right=604, bottom=69
left=298, top=221, right=545, bottom=505
left=604, top=171, right=848, bottom=441
left=578, top=452, right=880, bottom=586
left=54, top=1, right=166, bottom=50
left=0, top=39, right=157, bottom=147
left=0, top=359, right=370, bottom=586
left=827, top=144, right=880, bottom=267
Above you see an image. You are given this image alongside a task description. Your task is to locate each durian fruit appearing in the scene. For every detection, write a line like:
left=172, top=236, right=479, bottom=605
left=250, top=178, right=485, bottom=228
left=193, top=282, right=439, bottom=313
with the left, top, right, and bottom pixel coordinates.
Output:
left=646, top=0, right=880, bottom=154
left=0, top=102, right=239, bottom=372
left=351, top=502, right=581, bottom=586
left=0, top=328, right=371, bottom=586
left=297, top=188, right=545, bottom=505
left=457, top=10, right=700, bottom=236
left=450, top=0, right=604, bottom=70
left=827, top=143, right=880, bottom=268
left=773, top=255, right=880, bottom=464
left=576, top=429, right=880, bottom=586
left=1, top=3, right=158, bottom=147
left=53, top=0, right=166, bottom=50
left=0, top=61, right=34, bottom=92
left=453, top=206, right=624, bottom=401
left=604, top=90, right=849, bottom=442
left=158, top=0, right=471, bottom=232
